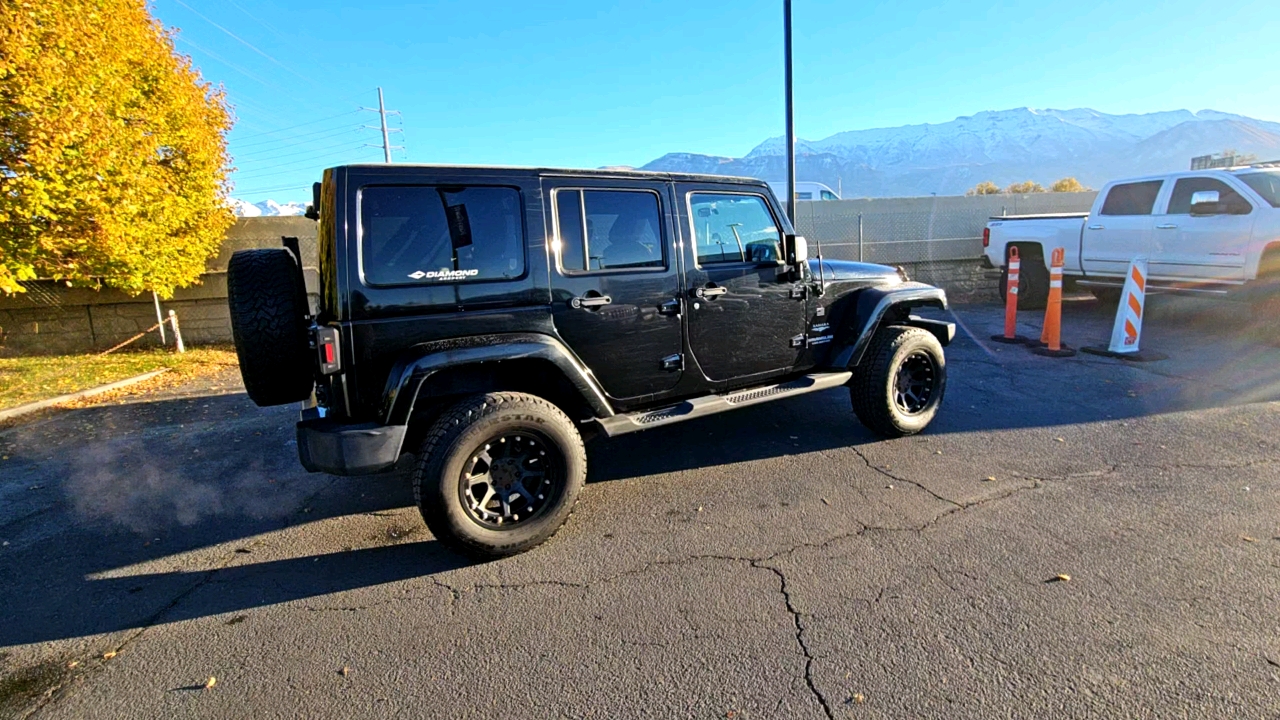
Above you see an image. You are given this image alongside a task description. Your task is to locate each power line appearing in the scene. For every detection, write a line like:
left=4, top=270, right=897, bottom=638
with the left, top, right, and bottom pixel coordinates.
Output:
left=233, top=149, right=380, bottom=182
left=233, top=140, right=369, bottom=165
left=233, top=148, right=374, bottom=180
left=231, top=110, right=362, bottom=141
left=231, top=124, right=362, bottom=151
left=171, top=0, right=318, bottom=89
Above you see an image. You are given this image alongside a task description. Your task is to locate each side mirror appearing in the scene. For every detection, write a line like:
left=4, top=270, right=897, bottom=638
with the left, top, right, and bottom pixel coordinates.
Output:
left=1190, top=190, right=1220, bottom=216
left=784, top=234, right=808, bottom=265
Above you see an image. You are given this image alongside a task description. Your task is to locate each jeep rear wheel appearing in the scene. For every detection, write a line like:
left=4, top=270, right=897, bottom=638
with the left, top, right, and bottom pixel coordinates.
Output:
left=850, top=326, right=946, bottom=438
left=413, top=392, right=586, bottom=560
left=226, top=249, right=313, bottom=407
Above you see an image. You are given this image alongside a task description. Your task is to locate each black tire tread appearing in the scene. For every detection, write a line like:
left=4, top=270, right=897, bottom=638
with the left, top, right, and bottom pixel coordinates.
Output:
left=1009, top=244, right=1049, bottom=310
left=413, top=392, right=586, bottom=559
left=850, top=325, right=945, bottom=438
left=226, top=249, right=313, bottom=407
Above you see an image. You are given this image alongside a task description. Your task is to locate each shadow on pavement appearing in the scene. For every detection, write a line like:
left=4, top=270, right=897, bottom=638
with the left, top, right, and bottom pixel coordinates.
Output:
left=2, top=296, right=1278, bottom=646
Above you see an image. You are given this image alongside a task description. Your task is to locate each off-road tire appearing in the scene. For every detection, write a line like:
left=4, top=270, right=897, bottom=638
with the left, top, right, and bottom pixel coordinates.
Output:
left=413, top=392, right=586, bottom=560
left=850, top=325, right=947, bottom=438
left=999, top=244, right=1048, bottom=310
left=226, top=249, right=314, bottom=407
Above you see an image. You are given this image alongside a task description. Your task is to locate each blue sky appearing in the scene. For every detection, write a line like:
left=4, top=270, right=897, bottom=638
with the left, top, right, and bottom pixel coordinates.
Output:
left=149, top=0, right=1280, bottom=203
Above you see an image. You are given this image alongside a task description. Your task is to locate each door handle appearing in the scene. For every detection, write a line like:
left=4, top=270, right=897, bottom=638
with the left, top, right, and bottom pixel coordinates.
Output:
left=1087, top=224, right=1104, bottom=230
left=657, top=299, right=681, bottom=316
left=1156, top=223, right=1178, bottom=230
left=569, top=294, right=612, bottom=309
left=694, top=285, right=727, bottom=299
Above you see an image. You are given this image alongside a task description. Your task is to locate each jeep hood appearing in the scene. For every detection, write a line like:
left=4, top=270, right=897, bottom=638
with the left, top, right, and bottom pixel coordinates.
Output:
left=808, top=258, right=902, bottom=285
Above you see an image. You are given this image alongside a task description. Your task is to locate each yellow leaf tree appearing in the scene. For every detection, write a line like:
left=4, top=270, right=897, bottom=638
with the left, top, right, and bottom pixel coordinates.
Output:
left=1005, top=180, right=1045, bottom=194
left=965, top=181, right=1001, bottom=196
left=0, top=0, right=233, bottom=297
left=1050, top=177, right=1090, bottom=193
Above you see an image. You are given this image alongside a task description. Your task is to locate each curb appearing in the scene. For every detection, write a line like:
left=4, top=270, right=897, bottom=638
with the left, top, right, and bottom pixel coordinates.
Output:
left=0, top=368, right=170, bottom=423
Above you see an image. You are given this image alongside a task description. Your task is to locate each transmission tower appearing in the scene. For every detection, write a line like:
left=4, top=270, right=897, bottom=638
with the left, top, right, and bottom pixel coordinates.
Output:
left=361, top=87, right=404, bottom=162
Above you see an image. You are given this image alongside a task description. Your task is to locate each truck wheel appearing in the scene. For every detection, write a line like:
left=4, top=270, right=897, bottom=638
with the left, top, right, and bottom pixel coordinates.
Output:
left=1248, top=253, right=1280, bottom=345
left=413, top=392, right=586, bottom=560
left=850, top=326, right=946, bottom=438
left=1000, top=245, right=1048, bottom=310
left=226, top=249, right=314, bottom=407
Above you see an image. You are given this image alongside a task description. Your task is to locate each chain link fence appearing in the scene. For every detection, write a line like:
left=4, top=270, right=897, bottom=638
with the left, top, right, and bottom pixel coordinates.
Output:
left=792, top=192, right=1099, bottom=264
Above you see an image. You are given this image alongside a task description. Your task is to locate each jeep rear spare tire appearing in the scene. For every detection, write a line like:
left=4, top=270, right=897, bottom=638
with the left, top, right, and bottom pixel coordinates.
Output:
left=413, top=392, right=587, bottom=560
left=226, top=248, right=314, bottom=407
left=850, top=325, right=947, bottom=438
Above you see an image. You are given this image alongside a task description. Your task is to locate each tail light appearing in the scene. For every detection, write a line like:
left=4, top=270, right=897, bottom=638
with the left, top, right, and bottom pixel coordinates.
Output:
left=982, top=227, right=991, bottom=248
left=315, top=325, right=341, bottom=375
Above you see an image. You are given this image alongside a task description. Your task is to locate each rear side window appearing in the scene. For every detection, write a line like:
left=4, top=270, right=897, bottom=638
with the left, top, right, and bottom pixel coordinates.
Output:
left=553, top=189, right=665, bottom=273
left=1167, top=177, right=1252, bottom=215
left=1237, top=171, right=1280, bottom=208
left=359, top=185, right=524, bottom=286
left=1100, top=181, right=1163, bottom=216
left=689, top=193, right=782, bottom=265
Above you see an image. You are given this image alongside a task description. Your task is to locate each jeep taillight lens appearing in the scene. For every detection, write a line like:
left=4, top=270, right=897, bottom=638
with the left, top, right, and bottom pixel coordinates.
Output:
left=315, top=325, right=341, bottom=375
left=982, top=227, right=990, bottom=248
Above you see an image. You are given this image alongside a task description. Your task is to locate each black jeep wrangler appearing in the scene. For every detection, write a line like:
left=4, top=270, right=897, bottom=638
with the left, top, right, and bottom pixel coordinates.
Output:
left=226, top=165, right=953, bottom=558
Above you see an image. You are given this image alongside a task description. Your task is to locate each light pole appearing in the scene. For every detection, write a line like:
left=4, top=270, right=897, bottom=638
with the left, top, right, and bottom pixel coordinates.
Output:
left=784, top=0, right=796, bottom=225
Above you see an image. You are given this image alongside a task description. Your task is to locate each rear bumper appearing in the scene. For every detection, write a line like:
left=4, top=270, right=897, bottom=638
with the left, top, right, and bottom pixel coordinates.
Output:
left=297, top=417, right=407, bottom=476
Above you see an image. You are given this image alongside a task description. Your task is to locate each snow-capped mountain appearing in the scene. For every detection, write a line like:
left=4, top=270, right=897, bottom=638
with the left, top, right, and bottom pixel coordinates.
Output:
left=229, top=198, right=310, bottom=217
left=643, top=108, right=1280, bottom=197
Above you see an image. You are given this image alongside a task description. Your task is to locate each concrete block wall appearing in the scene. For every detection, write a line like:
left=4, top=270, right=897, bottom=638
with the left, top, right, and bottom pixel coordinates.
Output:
left=0, top=218, right=319, bottom=356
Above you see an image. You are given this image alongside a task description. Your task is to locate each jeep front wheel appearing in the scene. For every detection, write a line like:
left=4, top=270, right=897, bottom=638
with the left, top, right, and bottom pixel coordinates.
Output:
left=849, top=326, right=947, bottom=438
left=413, top=392, right=586, bottom=560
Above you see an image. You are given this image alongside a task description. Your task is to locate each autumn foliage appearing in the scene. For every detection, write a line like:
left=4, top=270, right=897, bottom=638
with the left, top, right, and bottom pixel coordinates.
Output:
left=0, top=0, right=233, bottom=296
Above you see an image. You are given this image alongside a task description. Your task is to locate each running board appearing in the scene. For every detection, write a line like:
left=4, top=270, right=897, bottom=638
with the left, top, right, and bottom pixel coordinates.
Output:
left=1076, top=279, right=1232, bottom=296
left=596, top=371, right=852, bottom=437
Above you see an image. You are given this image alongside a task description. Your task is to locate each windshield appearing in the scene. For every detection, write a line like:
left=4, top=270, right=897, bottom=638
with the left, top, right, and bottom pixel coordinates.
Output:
left=1237, top=171, right=1280, bottom=208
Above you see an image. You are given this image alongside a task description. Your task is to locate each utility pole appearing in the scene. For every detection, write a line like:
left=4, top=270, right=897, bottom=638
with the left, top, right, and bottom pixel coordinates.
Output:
left=784, top=0, right=796, bottom=225
left=361, top=87, right=404, bottom=162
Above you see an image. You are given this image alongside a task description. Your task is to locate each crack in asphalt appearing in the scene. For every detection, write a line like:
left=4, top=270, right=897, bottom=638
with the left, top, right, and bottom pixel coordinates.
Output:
left=846, top=445, right=964, bottom=510
left=27, top=447, right=1051, bottom=718
left=755, top=562, right=835, bottom=720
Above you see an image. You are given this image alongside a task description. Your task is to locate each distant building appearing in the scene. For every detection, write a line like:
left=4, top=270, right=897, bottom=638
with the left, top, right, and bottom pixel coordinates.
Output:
left=1190, top=153, right=1241, bottom=170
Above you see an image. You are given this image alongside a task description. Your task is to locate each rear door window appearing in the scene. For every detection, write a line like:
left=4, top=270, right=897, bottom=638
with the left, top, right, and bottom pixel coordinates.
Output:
left=553, top=189, right=665, bottom=273
left=1099, top=181, right=1164, bottom=216
left=359, top=185, right=524, bottom=286
left=1167, top=177, right=1252, bottom=215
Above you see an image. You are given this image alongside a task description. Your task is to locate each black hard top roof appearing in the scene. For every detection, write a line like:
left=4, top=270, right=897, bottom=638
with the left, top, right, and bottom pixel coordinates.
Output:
left=334, top=163, right=766, bottom=186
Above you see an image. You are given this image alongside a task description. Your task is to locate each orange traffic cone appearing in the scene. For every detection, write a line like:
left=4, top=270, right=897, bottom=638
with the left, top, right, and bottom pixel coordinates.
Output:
left=1030, top=247, right=1075, bottom=357
left=991, top=246, right=1030, bottom=344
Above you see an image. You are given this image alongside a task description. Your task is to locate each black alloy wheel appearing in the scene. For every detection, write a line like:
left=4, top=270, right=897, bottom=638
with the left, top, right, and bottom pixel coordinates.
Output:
left=459, top=431, right=564, bottom=529
left=893, top=350, right=937, bottom=415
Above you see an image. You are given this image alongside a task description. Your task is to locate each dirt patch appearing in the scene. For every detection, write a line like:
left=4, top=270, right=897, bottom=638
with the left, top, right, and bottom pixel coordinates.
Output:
left=0, top=659, right=72, bottom=716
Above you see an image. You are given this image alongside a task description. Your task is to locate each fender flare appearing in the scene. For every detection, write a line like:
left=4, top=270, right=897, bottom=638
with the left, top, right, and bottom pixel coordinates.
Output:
left=380, top=333, right=614, bottom=426
left=829, top=283, right=950, bottom=369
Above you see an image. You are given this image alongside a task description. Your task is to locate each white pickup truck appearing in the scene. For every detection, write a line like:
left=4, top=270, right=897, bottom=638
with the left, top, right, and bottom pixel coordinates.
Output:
left=982, top=165, right=1280, bottom=312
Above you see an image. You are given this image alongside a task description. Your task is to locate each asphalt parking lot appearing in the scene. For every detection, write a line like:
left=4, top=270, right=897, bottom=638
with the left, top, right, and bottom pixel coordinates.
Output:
left=2, top=295, right=1279, bottom=719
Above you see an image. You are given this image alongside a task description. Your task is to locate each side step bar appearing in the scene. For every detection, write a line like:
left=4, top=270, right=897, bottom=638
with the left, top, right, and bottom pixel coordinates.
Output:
left=1076, top=279, right=1233, bottom=296
left=596, top=371, right=852, bottom=438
